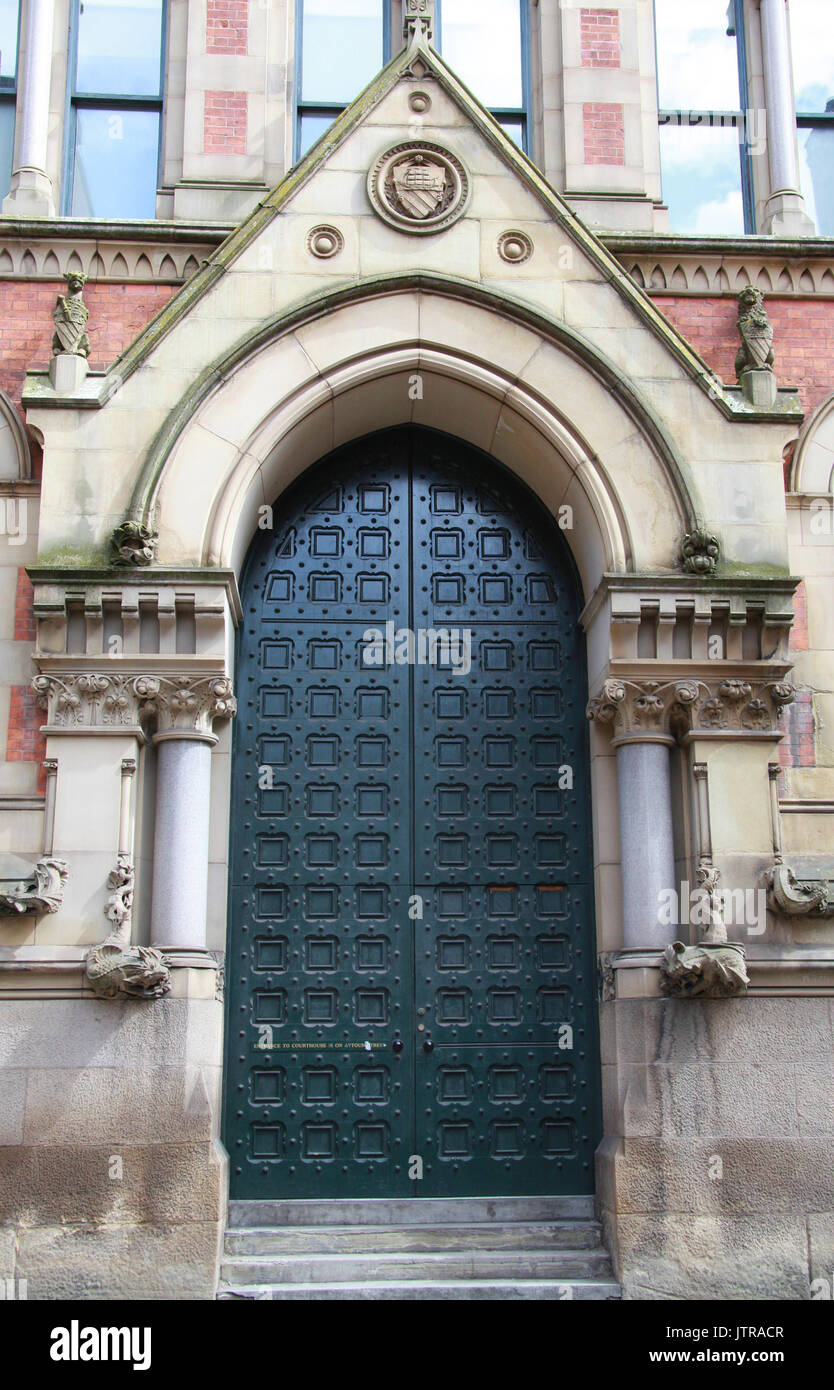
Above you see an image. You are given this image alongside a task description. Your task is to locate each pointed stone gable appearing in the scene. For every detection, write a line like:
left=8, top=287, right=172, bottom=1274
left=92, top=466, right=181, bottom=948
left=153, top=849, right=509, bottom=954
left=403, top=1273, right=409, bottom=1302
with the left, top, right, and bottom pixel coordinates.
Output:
left=23, top=29, right=797, bottom=425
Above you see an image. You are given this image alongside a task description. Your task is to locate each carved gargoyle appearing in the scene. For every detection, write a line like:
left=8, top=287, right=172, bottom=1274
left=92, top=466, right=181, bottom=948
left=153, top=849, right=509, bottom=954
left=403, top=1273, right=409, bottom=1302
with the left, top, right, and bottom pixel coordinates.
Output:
left=86, top=942, right=171, bottom=1000
left=110, top=519, right=157, bottom=568
left=659, top=940, right=749, bottom=998
left=766, top=862, right=834, bottom=917
left=0, top=857, right=68, bottom=915
left=735, top=286, right=774, bottom=378
left=85, top=855, right=171, bottom=999
left=52, top=271, right=90, bottom=358
left=680, top=526, right=720, bottom=576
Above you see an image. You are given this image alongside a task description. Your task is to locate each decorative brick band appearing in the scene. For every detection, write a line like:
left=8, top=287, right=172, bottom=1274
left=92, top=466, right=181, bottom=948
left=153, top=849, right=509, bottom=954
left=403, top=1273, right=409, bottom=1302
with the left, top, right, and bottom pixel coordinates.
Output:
left=204, top=91, right=248, bottom=155
left=581, top=8, right=620, bottom=68
left=207, top=0, right=248, bottom=55
left=583, top=102, right=625, bottom=166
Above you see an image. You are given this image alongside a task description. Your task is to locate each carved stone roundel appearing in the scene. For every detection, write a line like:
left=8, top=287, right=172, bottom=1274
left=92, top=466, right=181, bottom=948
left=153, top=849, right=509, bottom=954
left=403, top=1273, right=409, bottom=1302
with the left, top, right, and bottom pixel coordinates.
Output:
left=367, top=140, right=470, bottom=234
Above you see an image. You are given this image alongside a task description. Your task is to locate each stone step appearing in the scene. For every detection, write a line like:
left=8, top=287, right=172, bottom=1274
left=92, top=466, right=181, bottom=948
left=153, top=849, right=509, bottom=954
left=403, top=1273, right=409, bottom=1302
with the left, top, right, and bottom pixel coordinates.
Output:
left=228, top=1196, right=595, bottom=1228
left=218, top=1278, right=622, bottom=1301
left=220, top=1247, right=614, bottom=1285
left=224, top=1220, right=603, bottom=1256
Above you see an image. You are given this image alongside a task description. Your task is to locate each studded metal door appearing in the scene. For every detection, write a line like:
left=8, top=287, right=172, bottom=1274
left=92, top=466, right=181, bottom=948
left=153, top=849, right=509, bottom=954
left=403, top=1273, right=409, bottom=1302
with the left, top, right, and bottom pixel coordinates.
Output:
left=225, top=426, right=599, bottom=1200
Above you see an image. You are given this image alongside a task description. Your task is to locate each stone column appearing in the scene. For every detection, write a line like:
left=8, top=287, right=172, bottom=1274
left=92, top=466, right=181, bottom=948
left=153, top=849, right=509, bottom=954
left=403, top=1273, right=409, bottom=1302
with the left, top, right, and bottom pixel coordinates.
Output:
left=2, top=0, right=56, bottom=217
left=614, top=740, right=676, bottom=950
left=759, top=0, right=815, bottom=234
left=588, top=678, right=682, bottom=950
left=140, top=676, right=236, bottom=956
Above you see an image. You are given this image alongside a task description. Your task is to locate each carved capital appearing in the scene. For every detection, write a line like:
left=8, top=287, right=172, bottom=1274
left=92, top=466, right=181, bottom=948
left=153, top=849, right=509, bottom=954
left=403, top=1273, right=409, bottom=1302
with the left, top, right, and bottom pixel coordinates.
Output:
left=32, top=673, right=148, bottom=729
left=589, top=674, right=795, bottom=743
left=0, top=857, right=69, bottom=916
left=587, top=677, right=695, bottom=744
left=142, top=675, right=237, bottom=740
left=685, top=678, right=795, bottom=735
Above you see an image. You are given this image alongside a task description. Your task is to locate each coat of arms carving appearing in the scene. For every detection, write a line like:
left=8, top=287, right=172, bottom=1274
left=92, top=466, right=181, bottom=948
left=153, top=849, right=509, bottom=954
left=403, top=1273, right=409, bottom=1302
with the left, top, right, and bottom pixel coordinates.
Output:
left=368, top=141, right=469, bottom=234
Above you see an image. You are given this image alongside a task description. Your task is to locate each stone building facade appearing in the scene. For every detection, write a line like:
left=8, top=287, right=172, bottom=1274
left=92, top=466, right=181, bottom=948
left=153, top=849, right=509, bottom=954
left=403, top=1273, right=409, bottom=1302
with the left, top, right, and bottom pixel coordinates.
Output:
left=0, top=0, right=833, bottom=1300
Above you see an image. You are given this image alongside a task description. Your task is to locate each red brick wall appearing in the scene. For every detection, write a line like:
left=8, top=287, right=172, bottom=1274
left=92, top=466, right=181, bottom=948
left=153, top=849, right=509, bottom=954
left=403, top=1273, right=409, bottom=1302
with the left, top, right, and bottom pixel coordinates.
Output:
left=204, top=91, right=248, bottom=155
left=583, top=103, right=625, bottom=165
left=656, top=296, right=834, bottom=415
left=13, top=567, right=35, bottom=640
left=0, top=281, right=176, bottom=411
left=778, top=690, right=815, bottom=769
left=789, top=580, right=809, bottom=653
left=581, top=8, right=620, bottom=67
left=6, top=571, right=45, bottom=790
left=207, top=0, right=248, bottom=55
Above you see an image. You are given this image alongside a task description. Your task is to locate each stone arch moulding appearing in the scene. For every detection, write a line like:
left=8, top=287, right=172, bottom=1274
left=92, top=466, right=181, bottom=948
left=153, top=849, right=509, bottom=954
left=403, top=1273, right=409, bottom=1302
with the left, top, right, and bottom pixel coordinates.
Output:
left=0, top=387, right=34, bottom=480
left=790, top=390, right=834, bottom=494
left=121, top=279, right=697, bottom=594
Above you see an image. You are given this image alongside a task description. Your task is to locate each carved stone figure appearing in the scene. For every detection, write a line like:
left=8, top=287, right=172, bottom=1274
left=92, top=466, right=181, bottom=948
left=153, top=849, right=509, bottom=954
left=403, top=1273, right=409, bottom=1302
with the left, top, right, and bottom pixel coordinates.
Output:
left=659, top=940, right=749, bottom=998
left=0, top=856, right=68, bottom=915
left=86, top=942, right=171, bottom=1000
left=104, top=854, right=135, bottom=942
left=86, top=853, right=172, bottom=1000
left=766, top=862, right=834, bottom=916
left=735, top=286, right=774, bottom=378
left=404, top=0, right=433, bottom=42
left=52, top=271, right=90, bottom=358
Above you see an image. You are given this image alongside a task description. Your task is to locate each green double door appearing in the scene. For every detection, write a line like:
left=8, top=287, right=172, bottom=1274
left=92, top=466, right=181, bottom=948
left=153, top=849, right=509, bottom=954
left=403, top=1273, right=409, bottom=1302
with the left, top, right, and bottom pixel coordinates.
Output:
left=225, top=426, right=600, bottom=1199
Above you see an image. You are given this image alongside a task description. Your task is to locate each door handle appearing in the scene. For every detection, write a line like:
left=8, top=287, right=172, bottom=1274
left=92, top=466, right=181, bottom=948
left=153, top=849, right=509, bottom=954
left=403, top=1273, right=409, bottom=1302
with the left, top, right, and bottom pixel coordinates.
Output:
left=423, top=1038, right=434, bottom=1053
left=392, top=1038, right=404, bottom=1053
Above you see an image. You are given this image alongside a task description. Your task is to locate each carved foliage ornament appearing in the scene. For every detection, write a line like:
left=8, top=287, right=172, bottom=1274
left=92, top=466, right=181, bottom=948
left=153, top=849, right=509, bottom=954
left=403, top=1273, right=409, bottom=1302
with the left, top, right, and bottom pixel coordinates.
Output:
left=0, top=857, right=68, bottom=915
left=368, top=141, right=469, bottom=235
left=138, top=675, right=237, bottom=736
left=110, top=519, right=157, bottom=568
left=680, top=527, right=720, bottom=576
left=32, top=673, right=237, bottom=735
left=587, top=676, right=795, bottom=739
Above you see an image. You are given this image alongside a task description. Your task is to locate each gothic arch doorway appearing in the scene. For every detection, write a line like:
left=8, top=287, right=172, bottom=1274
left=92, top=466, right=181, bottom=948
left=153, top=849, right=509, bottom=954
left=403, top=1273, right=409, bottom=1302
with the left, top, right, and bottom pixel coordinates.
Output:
left=224, top=426, right=600, bottom=1199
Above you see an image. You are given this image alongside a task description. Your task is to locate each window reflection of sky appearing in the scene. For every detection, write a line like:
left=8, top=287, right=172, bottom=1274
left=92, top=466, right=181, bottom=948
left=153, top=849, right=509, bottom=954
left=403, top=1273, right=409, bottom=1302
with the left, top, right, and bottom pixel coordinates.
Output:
left=790, top=0, right=834, bottom=232
left=76, top=0, right=163, bottom=97
left=72, top=107, right=159, bottom=219
left=790, top=0, right=834, bottom=112
left=659, top=125, right=744, bottom=234
left=301, top=0, right=383, bottom=105
left=654, top=0, right=740, bottom=110
left=655, top=1, right=743, bottom=233
left=440, top=0, right=523, bottom=110
left=0, top=0, right=17, bottom=82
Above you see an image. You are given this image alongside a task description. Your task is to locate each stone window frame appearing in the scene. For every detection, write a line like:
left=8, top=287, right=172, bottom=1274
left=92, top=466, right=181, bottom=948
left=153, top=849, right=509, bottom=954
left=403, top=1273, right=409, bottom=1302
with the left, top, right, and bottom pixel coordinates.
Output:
left=61, top=0, right=168, bottom=217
